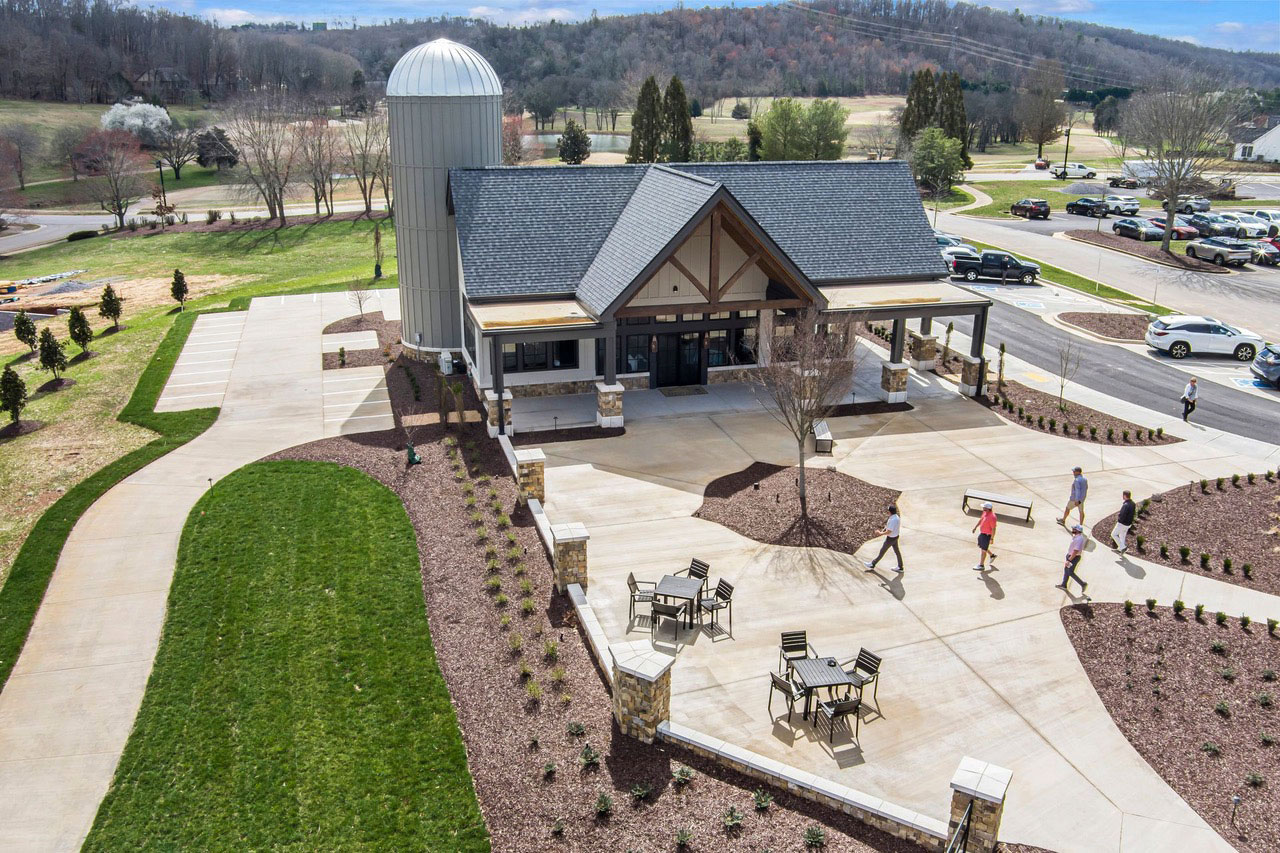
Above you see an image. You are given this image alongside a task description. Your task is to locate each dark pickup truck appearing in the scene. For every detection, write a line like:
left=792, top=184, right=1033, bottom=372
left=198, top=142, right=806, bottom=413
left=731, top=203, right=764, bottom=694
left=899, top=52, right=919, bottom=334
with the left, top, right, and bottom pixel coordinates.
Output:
left=947, top=249, right=1041, bottom=285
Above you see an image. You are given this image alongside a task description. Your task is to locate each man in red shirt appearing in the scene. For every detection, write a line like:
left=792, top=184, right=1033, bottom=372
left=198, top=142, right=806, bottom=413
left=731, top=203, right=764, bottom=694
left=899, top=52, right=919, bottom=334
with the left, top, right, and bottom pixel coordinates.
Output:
left=971, top=502, right=998, bottom=571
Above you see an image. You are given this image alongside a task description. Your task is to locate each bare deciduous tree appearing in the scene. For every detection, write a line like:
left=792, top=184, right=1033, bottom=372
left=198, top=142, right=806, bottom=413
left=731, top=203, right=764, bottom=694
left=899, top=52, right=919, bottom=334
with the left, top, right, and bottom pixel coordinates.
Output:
left=748, top=309, right=865, bottom=517
left=297, top=117, right=339, bottom=216
left=0, top=123, right=41, bottom=190
left=348, top=278, right=372, bottom=321
left=75, top=129, right=151, bottom=228
left=1020, top=60, right=1066, bottom=159
left=341, top=109, right=387, bottom=216
left=157, top=118, right=204, bottom=181
left=49, top=125, right=91, bottom=182
left=221, top=95, right=300, bottom=224
left=854, top=113, right=899, bottom=160
left=1056, top=338, right=1082, bottom=413
left=1120, top=75, right=1240, bottom=253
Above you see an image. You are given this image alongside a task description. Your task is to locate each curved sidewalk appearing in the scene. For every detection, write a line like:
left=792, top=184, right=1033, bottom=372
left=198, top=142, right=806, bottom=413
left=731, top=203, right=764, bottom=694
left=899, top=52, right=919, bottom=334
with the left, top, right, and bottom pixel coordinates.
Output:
left=0, top=291, right=396, bottom=851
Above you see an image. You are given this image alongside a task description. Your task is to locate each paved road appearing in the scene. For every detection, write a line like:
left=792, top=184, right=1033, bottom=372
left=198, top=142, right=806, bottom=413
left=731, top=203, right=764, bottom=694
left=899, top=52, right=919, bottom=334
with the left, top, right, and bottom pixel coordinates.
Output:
left=0, top=213, right=117, bottom=253
left=948, top=299, right=1276, bottom=441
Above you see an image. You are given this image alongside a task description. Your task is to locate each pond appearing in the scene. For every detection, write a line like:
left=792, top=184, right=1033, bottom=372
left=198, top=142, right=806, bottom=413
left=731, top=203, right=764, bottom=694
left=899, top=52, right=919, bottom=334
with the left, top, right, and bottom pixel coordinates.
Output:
left=523, top=132, right=630, bottom=159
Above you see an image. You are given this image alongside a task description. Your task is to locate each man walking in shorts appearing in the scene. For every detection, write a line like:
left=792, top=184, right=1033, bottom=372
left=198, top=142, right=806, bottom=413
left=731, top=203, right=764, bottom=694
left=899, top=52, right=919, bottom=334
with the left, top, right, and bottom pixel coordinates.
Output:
left=865, top=504, right=904, bottom=573
left=1057, top=524, right=1090, bottom=599
left=971, top=502, right=998, bottom=571
left=1111, top=490, right=1136, bottom=554
left=1059, top=466, right=1088, bottom=527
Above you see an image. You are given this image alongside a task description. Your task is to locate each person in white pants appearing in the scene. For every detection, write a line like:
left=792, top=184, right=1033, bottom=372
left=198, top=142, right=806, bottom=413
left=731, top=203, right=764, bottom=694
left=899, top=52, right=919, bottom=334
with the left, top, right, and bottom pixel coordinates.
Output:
left=1111, top=490, right=1136, bottom=554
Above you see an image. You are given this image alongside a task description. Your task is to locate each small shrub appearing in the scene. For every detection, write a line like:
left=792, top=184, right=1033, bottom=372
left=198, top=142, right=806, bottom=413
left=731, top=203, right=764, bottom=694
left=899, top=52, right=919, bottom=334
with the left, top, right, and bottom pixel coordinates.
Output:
left=518, top=660, right=532, bottom=680
left=551, top=818, right=564, bottom=836
left=579, top=743, right=600, bottom=767
left=1201, top=741, right=1221, bottom=756
left=804, top=826, right=827, bottom=848
left=1160, top=544, right=1169, bottom=559
left=1090, top=426, right=1098, bottom=439
left=1173, top=600, right=1185, bottom=615
left=1122, top=429, right=1129, bottom=442
left=1106, top=427, right=1114, bottom=442
left=484, top=543, right=497, bottom=559
left=1216, top=611, right=1228, bottom=625
left=1257, top=692, right=1274, bottom=708
left=1242, top=614, right=1251, bottom=630
left=476, top=526, right=489, bottom=542
left=513, top=563, right=527, bottom=576
left=1222, top=667, right=1236, bottom=682
left=1270, top=618, right=1279, bottom=636
left=525, top=679, right=542, bottom=701
left=672, top=765, right=694, bottom=786
left=754, top=789, right=774, bottom=811
left=1248, top=472, right=1256, bottom=484
left=1195, top=603, right=1205, bottom=620
left=496, top=513, right=511, bottom=528
left=631, top=782, right=653, bottom=802
left=1245, top=773, right=1265, bottom=788
left=1264, top=733, right=1277, bottom=746
left=520, top=597, right=537, bottom=615
left=1136, top=535, right=1146, bottom=551
left=594, top=792, right=613, bottom=816
left=205, top=209, right=223, bottom=224
left=486, top=558, right=500, bottom=574
left=498, top=614, right=510, bottom=629
left=1211, top=640, right=1227, bottom=655
left=1017, top=406, right=1024, bottom=418
left=1243, top=564, right=1253, bottom=579
left=676, top=828, right=693, bottom=848
left=494, top=592, right=509, bottom=607
left=1156, top=426, right=1163, bottom=438
left=1232, top=473, right=1241, bottom=486
left=1180, top=546, right=1191, bottom=562
left=465, top=496, right=477, bottom=509
left=1124, top=600, right=1134, bottom=616
left=1037, top=415, right=1045, bottom=428
left=1215, top=701, right=1231, bottom=717
left=1049, top=417, right=1056, bottom=430
left=550, top=665, right=565, bottom=684
left=543, top=639, right=559, bottom=661
left=1146, top=598, right=1157, bottom=612
left=1216, top=477, right=1224, bottom=490
left=1200, top=553, right=1211, bottom=569
left=484, top=577, right=502, bottom=593
left=1223, top=557, right=1233, bottom=574
left=567, top=721, right=586, bottom=737
left=723, top=805, right=744, bottom=830
left=1148, top=428, right=1154, bottom=441
left=1140, top=498, right=1151, bottom=515
left=1076, top=424, right=1084, bottom=437
left=520, top=578, right=534, bottom=595
left=560, top=693, right=571, bottom=706
left=1200, top=478, right=1209, bottom=493
left=1264, top=670, right=1277, bottom=682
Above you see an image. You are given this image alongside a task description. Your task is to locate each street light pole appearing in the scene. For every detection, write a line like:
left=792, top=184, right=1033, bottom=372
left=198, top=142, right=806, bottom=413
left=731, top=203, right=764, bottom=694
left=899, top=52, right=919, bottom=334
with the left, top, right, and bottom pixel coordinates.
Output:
left=155, top=159, right=167, bottom=208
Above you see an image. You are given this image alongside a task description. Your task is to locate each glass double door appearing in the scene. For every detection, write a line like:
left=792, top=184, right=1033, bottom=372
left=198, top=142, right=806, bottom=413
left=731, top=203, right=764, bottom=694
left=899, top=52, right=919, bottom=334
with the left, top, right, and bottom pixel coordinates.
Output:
left=654, top=332, right=702, bottom=387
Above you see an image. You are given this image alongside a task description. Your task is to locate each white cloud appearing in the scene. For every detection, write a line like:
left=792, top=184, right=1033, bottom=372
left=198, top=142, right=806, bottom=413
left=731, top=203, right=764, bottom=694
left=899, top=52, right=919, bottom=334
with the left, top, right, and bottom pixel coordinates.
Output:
left=1213, top=21, right=1245, bottom=34
left=979, top=0, right=1096, bottom=13
left=468, top=4, right=580, bottom=24
left=1170, top=34, right=1200, bottom=44
left=204, top=7, right=293, bottom=25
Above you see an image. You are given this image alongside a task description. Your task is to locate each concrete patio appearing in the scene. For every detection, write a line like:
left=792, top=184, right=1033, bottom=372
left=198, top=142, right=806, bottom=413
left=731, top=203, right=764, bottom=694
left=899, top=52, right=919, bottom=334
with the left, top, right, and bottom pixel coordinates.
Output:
left=540, top=377, right=1280, bottom=852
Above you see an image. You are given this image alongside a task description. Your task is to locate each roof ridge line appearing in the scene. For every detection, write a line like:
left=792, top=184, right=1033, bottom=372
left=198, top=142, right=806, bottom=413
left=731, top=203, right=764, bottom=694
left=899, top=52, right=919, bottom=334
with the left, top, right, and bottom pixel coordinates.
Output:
left=653, top=163, right=722, bottom=188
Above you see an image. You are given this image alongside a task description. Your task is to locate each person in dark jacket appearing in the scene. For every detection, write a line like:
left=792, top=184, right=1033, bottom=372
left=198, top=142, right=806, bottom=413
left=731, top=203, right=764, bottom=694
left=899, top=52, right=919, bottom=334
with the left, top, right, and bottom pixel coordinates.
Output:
left=1110, top=490, right=1136, bottom=554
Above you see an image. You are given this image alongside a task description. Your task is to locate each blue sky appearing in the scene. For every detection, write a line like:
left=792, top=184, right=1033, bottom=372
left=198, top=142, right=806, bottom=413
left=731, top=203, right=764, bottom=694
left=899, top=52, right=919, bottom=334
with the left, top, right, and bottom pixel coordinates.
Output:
left=145, top=0, right=1279, bottom=54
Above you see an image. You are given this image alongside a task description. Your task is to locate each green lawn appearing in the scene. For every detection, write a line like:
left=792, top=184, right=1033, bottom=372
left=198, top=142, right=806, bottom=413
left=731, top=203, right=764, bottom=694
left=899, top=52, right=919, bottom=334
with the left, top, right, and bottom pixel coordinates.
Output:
left=10, top=164, right=228, bottom=211
left=83, top=460, right=488, bottom=851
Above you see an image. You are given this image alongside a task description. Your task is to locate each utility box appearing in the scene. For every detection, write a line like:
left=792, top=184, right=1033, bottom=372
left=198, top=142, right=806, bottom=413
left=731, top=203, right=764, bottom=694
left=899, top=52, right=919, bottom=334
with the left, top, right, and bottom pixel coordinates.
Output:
left=437, top=351, right=454, bottom=375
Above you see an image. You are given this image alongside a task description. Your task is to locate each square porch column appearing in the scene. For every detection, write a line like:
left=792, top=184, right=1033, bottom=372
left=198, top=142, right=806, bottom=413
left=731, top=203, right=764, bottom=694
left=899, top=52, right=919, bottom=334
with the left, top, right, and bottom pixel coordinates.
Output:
left=551, top=522, right=589, bottom=591
left=949, top=757, right=1012, bottom=852
left=958, top=355, right=986, bottom=397
left=609, top=640, right=676, bottom=744
left=908, top=331, right=937, bottom=371
left=514, top=447, right=545, bottom=503
left=596, top=382, right=624, bottom=428
left=880, top=361, right=909, bottom=404
left=484, top=389, right=513, bottom=437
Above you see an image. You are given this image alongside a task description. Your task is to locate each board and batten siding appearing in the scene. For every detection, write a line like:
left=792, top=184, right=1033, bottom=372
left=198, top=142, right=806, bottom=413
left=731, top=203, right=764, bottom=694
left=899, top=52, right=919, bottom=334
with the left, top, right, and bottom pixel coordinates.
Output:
left=627, top=219, right=768, bottom=308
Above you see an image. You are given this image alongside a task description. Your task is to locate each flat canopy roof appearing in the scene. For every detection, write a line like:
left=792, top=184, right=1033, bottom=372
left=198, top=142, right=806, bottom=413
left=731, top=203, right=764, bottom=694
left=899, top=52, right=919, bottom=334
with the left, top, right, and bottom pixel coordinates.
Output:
left=470, top=299, right=599, bottom=333
left=821, top=280, right=990, bottom=313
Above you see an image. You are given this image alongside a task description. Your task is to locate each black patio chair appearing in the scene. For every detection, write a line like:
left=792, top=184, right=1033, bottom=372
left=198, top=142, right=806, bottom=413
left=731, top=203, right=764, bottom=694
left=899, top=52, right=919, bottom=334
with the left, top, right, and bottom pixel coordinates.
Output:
left=779, top=630, right=816, bottom=673
left=839, top=648, right=883, bottom=705
left=678, top=557, right=710, bottom=598
left=816, top=696, right=862, bottom=744
left=627, top=571, right=656, bottom=621
left=651, top=600, right=686, bottom=639
left=768, top=671, right=805, bottom=723
left=698, top=579, right=734, bottom=634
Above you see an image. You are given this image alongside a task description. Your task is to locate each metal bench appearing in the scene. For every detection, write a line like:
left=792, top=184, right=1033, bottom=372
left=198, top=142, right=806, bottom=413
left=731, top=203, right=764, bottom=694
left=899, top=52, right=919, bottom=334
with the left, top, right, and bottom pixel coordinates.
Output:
left=812, top=420, right=833, bottom=454
left=962, top=488, right=1033, bottom=522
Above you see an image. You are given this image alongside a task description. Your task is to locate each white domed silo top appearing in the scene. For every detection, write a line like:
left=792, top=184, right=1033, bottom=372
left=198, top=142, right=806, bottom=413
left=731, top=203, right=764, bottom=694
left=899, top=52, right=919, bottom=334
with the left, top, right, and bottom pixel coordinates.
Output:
left=386, top=38, right=502, bottom=98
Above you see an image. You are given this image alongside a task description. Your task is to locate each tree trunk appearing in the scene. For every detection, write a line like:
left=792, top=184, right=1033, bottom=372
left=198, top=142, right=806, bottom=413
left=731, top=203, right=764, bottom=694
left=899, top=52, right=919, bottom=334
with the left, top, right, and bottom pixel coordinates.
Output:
left=172, top=163, right=182, bottom=180
left=797, top=436, right=808, bottom=518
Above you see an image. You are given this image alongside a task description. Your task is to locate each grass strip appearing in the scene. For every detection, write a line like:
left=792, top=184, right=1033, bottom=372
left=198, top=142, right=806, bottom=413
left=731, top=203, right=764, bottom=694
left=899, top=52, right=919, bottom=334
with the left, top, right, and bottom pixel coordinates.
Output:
left=83, top=461, right=489, bottom=851
left=967, top=239, right=1173, bottom=315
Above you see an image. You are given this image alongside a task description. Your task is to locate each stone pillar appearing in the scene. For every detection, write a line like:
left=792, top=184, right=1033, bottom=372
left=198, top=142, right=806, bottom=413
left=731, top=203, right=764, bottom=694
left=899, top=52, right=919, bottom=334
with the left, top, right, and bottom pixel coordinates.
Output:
left=880, top=362, right=909, bottom=404
left=596, top=382, right=624, bottom=428
left=949, top=757, right=1012, bottom=853
left=551, top=522, right=589, bottom=592
left=484, top=389, right=513, bottom=438
left=609, top=640, right=676, bottom=744
left=908, top=332, right=937, bottom=371
left=514, top=448, right=545, bottom=503
left=958, top=355, right=986, bottom=397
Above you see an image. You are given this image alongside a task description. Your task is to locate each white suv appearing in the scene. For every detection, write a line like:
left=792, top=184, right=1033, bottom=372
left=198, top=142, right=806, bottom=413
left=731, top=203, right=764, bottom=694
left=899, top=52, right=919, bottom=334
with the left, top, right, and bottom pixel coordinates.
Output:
left=1104, top=194, right=1139, bottom=215
left=1145, top=315, right=1264, bottom=361
left=1052, top=162, right=1097, bottom=179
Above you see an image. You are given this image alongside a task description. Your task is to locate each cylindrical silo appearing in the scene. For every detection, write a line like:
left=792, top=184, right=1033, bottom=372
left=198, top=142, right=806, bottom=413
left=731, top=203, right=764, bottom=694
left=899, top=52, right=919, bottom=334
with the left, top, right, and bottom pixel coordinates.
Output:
left=386, top=38, right=502, bottom=354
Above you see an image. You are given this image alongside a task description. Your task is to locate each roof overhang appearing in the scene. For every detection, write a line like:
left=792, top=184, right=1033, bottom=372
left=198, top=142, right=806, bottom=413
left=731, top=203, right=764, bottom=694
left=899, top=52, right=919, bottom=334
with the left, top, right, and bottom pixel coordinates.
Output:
left=820, top=280, right=991, bottom=317
left=470, top=299, right=601, bottom=336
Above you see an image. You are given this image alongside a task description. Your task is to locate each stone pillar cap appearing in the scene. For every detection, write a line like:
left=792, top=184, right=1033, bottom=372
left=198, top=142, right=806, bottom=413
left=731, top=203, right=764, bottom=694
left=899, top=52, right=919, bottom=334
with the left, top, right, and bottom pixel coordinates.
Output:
left=959, top=354, right=983, bottom=365
left=609, top=640, right=676, bottom=681
left=883, top=361, right=909, bottom=371
left=484, top=389, right=513, bottom=401
left=950, top=756, right=1012, bottom=803
left=514, top=448, right=546, bottom=463
left=595, top=381, right=625, bottom=393
left=551, top=521, right=589, bottom=543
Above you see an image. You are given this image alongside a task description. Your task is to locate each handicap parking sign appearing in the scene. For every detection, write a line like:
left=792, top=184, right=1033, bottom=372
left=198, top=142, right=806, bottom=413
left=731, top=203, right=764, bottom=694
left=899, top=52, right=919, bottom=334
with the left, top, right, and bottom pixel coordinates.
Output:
left=1232, top=378, right=1271, bottom=390
left=1014, top=300, right=1045, bottom=309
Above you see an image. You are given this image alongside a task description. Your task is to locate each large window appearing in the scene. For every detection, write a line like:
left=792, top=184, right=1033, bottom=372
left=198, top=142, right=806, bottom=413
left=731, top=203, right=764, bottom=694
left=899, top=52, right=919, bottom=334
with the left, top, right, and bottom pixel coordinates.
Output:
left=464, top=321, right=477, bottom=365
left=500, top=340, right=579, bottom=373
left=707, top=330, right=730, bottom=367
left=624, top=334, right=650, bottom=373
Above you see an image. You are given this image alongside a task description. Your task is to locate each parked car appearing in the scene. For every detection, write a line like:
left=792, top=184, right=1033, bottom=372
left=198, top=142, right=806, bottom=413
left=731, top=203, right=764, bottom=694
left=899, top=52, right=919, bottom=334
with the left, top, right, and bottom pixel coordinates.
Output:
left=1246, top=209, right=1280, bottom=226
left=1107, top=176, right=1143, bottom=189
left=1164, top=195, right=1211, bottom=214
left=1214, top=212, right=1269, bottom=238
left=1065, top=197, right=1109, bottom=217
left=1103, top=194, right=1140, bottom=215
left=1146, top=315, right=1264, bottom=361
left=1248, top=240, right=1280, bottom=266
left=1051, top=162, right=1097, bottom=179
left=948, top=249, right=1041, bottom=284
left=1010, top=198, right=1050, bottom=219
left=936, top=233, right=966, bottom=247
left=1185, top=236, right=1252, bottom=266
left=1251, top=344, right=1280, bottom=388
left=941, top=243, right=979, bottom=260
left=1144, top=215, right=1199, bottom=240
left=1112, top=217, right=1164, bottom=241
left=1033, top=158, right=1050, bottom=170
left=1187, top=213, right=1238, bottom=237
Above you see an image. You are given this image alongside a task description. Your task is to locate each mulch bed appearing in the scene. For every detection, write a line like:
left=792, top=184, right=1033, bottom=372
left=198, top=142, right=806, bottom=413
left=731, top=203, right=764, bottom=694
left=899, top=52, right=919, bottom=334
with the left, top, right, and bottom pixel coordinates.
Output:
left=1059, top=312, right=1150, bottom=341
left=1062, top=603, right=1280, bottom=852
left=0, top=420, right=44, bottom=441
left=320, top=312, right=402, bottom=370
left=270, top=361, right=928, bottom=852
left=694, top=461, right=901, bottom=556
left=512, top=426, right=625, bottom=446
left=987, top=379, right=1180, bottom=446
left=1091, top=474, right=1280, bottom=595
left=34, top=377, right=75, bottom=393
left=1066, top=230, right=1227, bottom=273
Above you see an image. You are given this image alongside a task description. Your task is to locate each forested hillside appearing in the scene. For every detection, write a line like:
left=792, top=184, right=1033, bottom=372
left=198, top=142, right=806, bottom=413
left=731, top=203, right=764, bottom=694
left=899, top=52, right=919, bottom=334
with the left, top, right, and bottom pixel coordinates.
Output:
left=1, top=0, right=1278, bottom=108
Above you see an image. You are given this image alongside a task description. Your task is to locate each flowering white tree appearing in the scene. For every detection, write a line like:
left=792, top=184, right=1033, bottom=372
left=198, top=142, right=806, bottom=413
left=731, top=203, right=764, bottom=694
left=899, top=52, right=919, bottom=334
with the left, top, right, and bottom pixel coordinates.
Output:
left=100, top=103, right=172, bottom=147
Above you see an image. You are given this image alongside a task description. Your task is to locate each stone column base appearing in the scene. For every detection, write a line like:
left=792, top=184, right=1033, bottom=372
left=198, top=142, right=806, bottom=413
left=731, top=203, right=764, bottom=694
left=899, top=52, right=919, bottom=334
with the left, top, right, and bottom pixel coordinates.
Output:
left=610, top=641, right=676, bottom=744
left=552, top=522, right=589, bottom=592
left=949, top=757, right=1012, bottom=852
left=515, top=448, right=546, bottom=503
left=880, top=361, right=909, bottom=404
left=958, top=355, right=986, bottom=397
left=596, top=381, right=624, bottom=428
left=484, top=389, right=514, bottom=438
left=908, top=332, right=937, bottom=372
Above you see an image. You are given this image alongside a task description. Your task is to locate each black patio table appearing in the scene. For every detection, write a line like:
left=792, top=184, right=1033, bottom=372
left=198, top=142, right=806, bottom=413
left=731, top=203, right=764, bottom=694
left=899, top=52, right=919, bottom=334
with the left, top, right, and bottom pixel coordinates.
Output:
left=655, top=574, right=703, bottom=629
left=791, top=656, right=855, bottom=720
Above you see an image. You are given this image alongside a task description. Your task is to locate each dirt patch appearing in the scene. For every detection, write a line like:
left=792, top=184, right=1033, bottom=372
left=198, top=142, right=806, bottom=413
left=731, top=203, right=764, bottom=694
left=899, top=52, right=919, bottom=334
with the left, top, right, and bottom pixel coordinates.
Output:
left=987, top=380, right=1180, bottom=446
left=513, top=426, right=625, bottom=446
left=0, top=420, right=45, bottom=441
left=1066, top=230, right=1226, bottom=273
left=15, top=275, right=251, bottom=313
left=695, top=461, right=901, bottom=556
left=271, top=363, right=926, bottom=853
left=1062, top=603, right=1280, bottom=852
left=1058, top=312, right=1150, bottom=341
left=1091, top=475, right=1280, bottom=594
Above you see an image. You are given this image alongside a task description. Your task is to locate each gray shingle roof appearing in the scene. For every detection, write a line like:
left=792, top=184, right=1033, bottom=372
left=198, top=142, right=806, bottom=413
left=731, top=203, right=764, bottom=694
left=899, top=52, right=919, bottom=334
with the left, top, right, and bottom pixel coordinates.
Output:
left=448, top=160, right=946, bottom=310
left=577, top=166, right=719, bottom=316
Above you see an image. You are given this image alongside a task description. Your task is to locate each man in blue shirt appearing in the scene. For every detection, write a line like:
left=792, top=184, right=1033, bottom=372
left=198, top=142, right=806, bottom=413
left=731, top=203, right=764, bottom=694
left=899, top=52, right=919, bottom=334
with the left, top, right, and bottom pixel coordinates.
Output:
left=1059, top=466, right=1088, bottom=528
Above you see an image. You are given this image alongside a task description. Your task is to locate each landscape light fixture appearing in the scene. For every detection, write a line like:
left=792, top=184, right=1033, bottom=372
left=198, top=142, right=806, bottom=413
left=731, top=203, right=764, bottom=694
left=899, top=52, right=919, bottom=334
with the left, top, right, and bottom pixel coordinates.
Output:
left=1231, top=794, right=1241, bottom=826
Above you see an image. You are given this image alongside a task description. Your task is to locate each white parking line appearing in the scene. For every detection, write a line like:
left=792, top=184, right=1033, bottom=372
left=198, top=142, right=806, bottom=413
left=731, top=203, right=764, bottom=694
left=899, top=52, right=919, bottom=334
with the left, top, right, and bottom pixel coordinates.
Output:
left=158, top=391, right=224, bottom=401
left=168, top=368, right=232, bottom=377
left=322, top=386, right=389, bottom=395
left=323, top=413, right=394, bottom=422
left=323, top=400, right=392, bottom=409
left=165, top=380, right=228, bottom=388
left=175, top=357, right=235, bottom=366
left=179, top=347, right=239, bottom=354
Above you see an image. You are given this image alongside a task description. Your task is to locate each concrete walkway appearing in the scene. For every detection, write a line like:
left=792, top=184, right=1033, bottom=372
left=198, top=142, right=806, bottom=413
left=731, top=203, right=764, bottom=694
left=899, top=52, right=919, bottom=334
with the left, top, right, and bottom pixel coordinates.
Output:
left=0, top=290, right=397, bottom=852
left=542, top=364, right=1280, bottom=852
